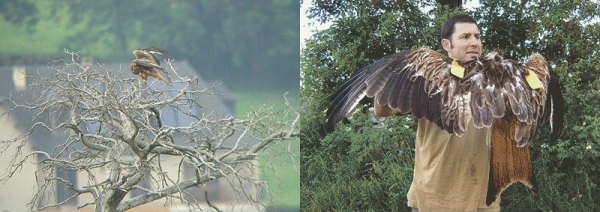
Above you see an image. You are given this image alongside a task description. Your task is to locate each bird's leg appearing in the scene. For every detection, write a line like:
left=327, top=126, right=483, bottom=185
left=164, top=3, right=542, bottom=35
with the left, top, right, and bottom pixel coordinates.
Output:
left=137, top=78, right=145, bottom=92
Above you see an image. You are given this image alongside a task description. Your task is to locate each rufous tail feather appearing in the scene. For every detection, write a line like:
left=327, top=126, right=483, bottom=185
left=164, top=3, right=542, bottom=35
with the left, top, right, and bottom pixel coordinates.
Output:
left=486, top=116, right=536, bottom=205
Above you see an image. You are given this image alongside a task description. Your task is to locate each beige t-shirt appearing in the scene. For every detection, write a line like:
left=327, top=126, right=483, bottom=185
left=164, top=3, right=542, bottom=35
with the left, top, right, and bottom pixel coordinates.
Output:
left=407, top=118, right=500, bottom=212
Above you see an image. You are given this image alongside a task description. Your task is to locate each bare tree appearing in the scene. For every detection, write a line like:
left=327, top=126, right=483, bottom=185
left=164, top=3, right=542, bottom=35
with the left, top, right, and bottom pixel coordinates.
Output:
left=0, top=51, right=299, bottom=212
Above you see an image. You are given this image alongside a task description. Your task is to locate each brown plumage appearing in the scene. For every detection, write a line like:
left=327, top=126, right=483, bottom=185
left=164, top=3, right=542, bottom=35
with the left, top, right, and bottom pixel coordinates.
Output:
left=326, top=48, right=564, bottom=205
left=487, top=115, right=536, bottom=205
left=130, top=47, right=171, bottom=84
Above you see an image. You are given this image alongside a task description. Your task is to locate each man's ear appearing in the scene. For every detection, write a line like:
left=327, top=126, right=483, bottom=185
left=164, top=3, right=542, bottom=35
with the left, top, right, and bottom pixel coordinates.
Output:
left=442, top=38, right=452, bottom=52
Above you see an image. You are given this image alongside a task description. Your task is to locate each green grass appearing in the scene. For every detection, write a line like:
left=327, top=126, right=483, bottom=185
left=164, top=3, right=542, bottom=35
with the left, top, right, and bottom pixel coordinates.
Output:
left=233, top=89, right=299, bottom=117
left=232, top=89, right=300, bottom=208
left=261, top=138, right=300, bottom=208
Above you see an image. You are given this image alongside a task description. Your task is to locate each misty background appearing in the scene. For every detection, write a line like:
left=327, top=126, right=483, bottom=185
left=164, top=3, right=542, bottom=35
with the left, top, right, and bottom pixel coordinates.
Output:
left=0, top=0, right=299, bottom=92
left=0, top=0, right=300, bottom=209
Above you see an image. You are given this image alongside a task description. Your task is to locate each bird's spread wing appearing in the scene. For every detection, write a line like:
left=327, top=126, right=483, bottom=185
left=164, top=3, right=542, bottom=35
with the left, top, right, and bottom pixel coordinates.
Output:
left=326, top=49, right=452, bottom=133
left=326, top=48, right=565, bottom=206
left=327, top=48, right=562, bottom=146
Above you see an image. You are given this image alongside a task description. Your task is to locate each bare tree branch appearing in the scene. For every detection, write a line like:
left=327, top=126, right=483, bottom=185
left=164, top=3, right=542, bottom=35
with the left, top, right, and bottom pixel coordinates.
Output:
left=0, top=50, right=299, bottom=212
left=117, top=171, right=225, bottom=211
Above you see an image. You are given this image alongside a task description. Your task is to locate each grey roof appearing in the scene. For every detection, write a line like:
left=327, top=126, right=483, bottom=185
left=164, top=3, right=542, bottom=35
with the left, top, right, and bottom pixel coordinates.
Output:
left=0, top=60, right=258, bottom=155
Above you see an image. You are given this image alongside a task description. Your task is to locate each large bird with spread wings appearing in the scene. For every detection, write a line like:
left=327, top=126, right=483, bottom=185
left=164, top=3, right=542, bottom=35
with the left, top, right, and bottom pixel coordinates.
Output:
left=326, top=48, right=564, bottom=205
left=130, top=46, right=171, bottom=84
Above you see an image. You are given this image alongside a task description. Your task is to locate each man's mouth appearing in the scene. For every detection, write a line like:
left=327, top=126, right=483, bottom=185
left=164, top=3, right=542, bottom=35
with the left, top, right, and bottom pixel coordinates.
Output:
left=467, top=51, right=481, bottom=58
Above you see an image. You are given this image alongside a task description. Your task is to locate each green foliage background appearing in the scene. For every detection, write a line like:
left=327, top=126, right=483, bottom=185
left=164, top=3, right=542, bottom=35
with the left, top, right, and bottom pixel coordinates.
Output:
left=300, top=0, right=600, bottom=211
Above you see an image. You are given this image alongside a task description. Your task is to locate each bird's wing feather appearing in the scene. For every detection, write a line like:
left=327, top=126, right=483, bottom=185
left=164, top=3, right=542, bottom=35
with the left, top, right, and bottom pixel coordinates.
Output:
left=326, top=48, right=454, bottom=132
left=135, top=47, right=170, bottom=65
left=326, top=47, right=564, bottom=207
left=326, top=50, right=410, bottom=130
left=542, top=73, right=564, bottom=142
left=485, top=53, right=564, bottom=205
left=133, top=59, right=165, bottom=70
left=138, top=46, right=170, bottom=56
left=327, top=48, right=561, bottom=145
left=512, top=54, right=551, bottom=146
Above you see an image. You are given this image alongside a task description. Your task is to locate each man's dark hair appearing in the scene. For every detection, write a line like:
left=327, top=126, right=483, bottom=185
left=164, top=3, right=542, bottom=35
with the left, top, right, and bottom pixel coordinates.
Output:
left=441, top=14, right=478, bottom=41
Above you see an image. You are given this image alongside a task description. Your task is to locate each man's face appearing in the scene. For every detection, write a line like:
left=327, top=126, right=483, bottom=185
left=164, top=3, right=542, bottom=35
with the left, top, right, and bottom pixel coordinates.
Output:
left=442, top=22, right=482, bottom=62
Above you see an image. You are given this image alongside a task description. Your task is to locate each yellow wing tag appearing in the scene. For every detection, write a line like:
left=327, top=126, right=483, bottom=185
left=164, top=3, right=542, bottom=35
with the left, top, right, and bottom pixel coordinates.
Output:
left=525, top=69, right=543, bottom=89
left=451, top=60, right=465, bottom=78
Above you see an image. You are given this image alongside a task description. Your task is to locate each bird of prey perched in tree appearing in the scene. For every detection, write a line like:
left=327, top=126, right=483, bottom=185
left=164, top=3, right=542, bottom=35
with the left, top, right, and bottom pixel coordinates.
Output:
left=326, top=48, right=564, bottom=205
left=130, top=46, right=171, bottom=84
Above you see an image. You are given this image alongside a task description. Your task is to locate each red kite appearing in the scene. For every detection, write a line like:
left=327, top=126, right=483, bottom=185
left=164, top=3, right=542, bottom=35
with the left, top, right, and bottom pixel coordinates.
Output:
left=326, top=48, right=564, bottom=205
left=130, top=46, right=171, bottom=84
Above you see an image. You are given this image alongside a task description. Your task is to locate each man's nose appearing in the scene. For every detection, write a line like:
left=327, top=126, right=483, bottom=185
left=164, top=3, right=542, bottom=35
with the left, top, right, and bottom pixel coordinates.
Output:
left=469, top=38, right=481, bottom=48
